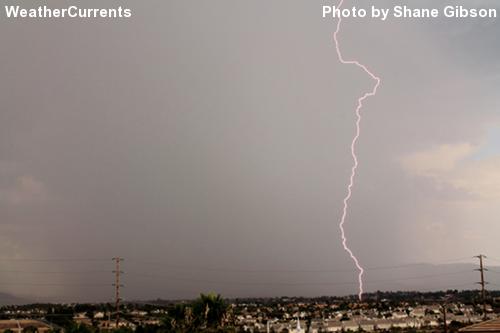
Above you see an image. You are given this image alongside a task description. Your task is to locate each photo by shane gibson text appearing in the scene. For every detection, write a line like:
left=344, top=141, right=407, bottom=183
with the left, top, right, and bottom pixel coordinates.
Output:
left=322, top=5, right=498, bottom=20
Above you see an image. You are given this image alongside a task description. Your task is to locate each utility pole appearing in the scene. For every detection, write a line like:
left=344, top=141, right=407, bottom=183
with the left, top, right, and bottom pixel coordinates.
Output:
left=441, top=304, right=448, bottom=333
left=112, top=257, right=124, bottom=328
left=475, top=254, right=487, bottom=320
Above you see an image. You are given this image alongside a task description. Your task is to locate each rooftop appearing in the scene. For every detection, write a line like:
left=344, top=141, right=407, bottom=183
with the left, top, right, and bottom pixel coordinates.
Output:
left=460, top=319, right=500, bottom=333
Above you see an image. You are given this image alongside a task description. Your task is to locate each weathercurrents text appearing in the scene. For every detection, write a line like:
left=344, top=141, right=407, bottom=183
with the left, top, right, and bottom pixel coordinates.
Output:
left=4, top=5, right=132, bottom=19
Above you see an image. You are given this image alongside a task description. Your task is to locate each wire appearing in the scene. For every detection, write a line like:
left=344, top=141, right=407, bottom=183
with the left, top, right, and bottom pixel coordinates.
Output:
left=128, top=273, right=357, bottom=286
left=126, top=259, right=472, bottom=274
left=416, top=283, right=477, bottom=292
left=0, top=256, right=482, bottom=273
left=124, top=270, right=471, bottom=287
left=127, top=258, right=359, bottom=273
left=0, top=256, right=488, bottom=290
left=0, top=283, right=109, bottom=287
left=0, top=270, right=110, bottom=275
left=433, top=257, right=477, bottom=263
left=487, top=257, right=500, bottom=263
left=0, top=258, right=109, bottom=262
left=0, top=270, right=473, bottom=290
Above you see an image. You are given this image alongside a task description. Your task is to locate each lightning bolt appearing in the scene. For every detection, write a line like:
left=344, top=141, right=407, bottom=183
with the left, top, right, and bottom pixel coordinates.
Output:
left=333, top=0, right=381, bottom=301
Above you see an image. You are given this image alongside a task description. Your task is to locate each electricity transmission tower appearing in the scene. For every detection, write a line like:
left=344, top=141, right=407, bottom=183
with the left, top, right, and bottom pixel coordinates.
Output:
left=112, top=257, right=124, bottom=327
left=474, top=254, right=488, bottom=319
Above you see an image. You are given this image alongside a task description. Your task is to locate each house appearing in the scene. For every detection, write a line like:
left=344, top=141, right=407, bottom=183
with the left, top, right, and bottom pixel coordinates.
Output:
left=391, top=318, right=420, bottom=329
left=309, top=320, right=325, bottom=333
left=130, top=310, right=148, bottom=317
left=392, top=311, right=408, bottom=319
left=289, top=319, right=306, bottom=333
left=427, top=305, right=441, bottom=315
left=374, top=319, right=392, bottom=330
left=423, top=316, right=440, bottom=327
left=358, top=320, right=375, bottom=332
left=325, top=320, right=343, bottom=332
left=449, top=315, right=471, bottom=324
left=342, top=320, right=359, bottom=332
left=411, top=307, right=426, bottom=318
left=94, top=311, right=106, bottom=319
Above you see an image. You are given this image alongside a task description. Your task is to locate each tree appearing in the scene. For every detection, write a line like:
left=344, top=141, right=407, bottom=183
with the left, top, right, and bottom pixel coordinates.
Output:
left=161, top=293, right=229, bottom=332
left=136, top=324, right=167, bottom=333
left=65, top=323, right=95, bottom=333
left=192, top=293, right=228, bottom=329
left=46, top=305, right=74, bottom=328
left=112, top=328, right=134, bottom=333
left=162, top=303, right=192, bottom=331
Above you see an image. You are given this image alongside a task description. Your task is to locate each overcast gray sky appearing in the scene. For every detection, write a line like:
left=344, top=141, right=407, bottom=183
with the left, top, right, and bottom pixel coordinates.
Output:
left=0, top=0, right=499, bottom=302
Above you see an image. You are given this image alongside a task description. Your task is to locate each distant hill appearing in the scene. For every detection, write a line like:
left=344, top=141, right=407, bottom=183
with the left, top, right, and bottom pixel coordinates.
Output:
left=129, top=262, right=500, bottom=302
left=355, top=262, right=500, bottom=295
left=2, top=263, right=500, bottom=304
left=0, top=292, right=31, bottom=305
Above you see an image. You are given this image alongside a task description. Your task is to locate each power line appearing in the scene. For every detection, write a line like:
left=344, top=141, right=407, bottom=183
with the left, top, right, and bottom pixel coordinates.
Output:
left=0, top=270, right=110, bottom=275
left=487, top=257, right=500, bottom=263
left=124, top=269, right=471, bottom=287
left=126, top=259, right=477, bottom=274
left=418, top=283, right=476, bottom=292
left=0, top=262, right=472, bottom=287
left=0, top=256, right=495, bottom=295
left=0, top=283, right=109, bottom=287
left=0, top=256, right=483, bottom=273
left=0, top=270, right=472, bottom=289
left=0, top=258, right=109, bottom=262
left=433, top=257, right=478, bottom=263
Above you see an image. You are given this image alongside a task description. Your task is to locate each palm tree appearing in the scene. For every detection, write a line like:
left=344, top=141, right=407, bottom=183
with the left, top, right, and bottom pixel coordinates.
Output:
left=162, top=293, right=229, bottom=332
left=162, top=303, right=190, bottom=331
left=193, top=293, right=228, bottom=329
